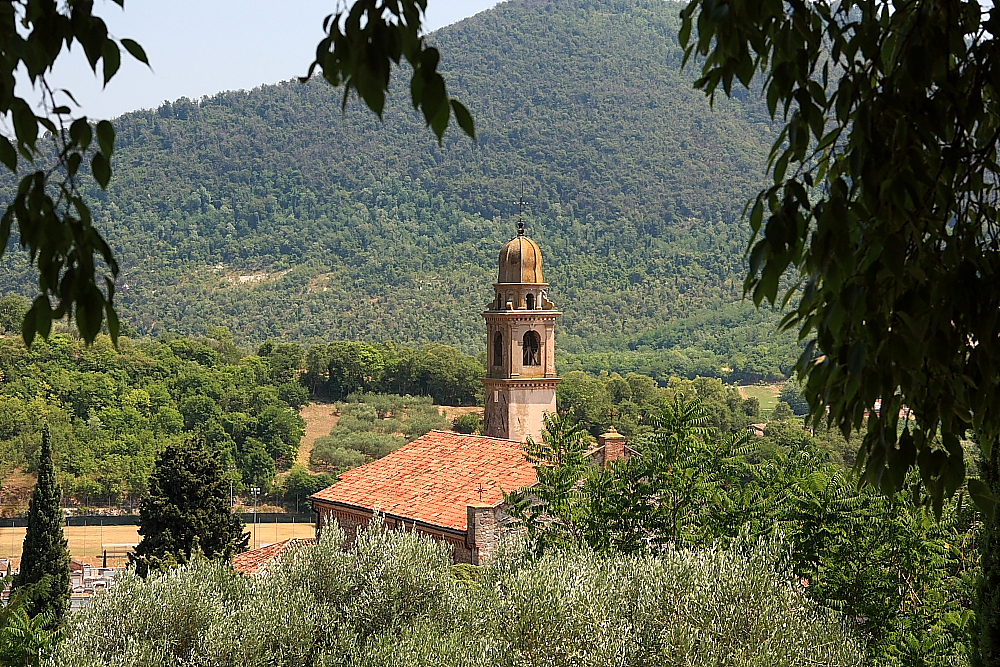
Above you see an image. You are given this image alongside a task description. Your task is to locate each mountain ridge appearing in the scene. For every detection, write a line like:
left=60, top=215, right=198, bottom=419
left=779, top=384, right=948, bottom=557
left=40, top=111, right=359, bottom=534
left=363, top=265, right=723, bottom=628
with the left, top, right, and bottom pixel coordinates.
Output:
left=2, top=0, right=797, bottom=382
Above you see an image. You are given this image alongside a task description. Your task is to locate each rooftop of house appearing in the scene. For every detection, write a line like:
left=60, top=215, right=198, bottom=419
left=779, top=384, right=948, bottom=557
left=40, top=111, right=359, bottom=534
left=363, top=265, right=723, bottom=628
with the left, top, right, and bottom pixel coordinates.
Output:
left=232, top=538, right=315, bottom=575
left=310, top=430, right=537, bottom=532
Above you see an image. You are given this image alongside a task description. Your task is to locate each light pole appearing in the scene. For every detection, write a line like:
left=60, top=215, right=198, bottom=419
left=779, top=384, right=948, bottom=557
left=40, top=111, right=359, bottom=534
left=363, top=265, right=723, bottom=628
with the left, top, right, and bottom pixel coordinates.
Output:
left=228, top=465, right=236, bottom=509
left=250, top=487, right=261, bottom=549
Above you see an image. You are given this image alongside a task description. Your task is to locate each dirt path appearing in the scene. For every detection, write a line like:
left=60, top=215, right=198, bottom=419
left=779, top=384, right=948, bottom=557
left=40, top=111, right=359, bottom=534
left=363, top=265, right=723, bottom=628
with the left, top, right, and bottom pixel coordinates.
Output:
left=296, top=402, right=340, bottom=469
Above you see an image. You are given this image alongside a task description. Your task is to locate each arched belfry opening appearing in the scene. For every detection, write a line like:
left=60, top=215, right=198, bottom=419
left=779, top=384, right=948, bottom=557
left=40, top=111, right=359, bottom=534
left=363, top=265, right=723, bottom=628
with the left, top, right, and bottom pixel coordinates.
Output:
left=482, top=217, right=561, bottom=443
left=523, top=331, right=541, bottom=366
left=493, top=332, right=503, bottom=367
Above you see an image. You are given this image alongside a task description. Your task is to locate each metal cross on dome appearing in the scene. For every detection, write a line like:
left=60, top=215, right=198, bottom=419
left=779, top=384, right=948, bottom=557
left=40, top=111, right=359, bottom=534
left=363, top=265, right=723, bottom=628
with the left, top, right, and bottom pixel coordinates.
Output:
left=514, top=184, right=528, bottom=236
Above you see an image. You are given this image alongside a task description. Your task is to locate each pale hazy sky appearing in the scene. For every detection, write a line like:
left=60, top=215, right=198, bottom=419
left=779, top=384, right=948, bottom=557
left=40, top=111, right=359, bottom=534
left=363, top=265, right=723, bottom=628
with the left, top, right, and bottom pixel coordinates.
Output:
left=36, top=0, right=500, bottom=121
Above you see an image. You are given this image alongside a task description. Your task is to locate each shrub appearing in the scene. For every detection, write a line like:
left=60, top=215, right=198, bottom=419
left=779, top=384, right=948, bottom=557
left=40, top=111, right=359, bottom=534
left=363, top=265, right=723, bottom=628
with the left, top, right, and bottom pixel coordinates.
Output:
left=326, top=394, right=445, bottom=448
left=283, top=464, right=336, bottom=500
left=452, top=413, right=483, bottom=435
left=337, top=432, right=407, bottom=458
left=50, top=526, right=864, bottom=667
left=402, top=408, right=449, bottom=440
left=335, top=414, right=378, bottom=434
left=277, top=382, right=310, bottom=409
left=310, top=438, right=367, bottom=470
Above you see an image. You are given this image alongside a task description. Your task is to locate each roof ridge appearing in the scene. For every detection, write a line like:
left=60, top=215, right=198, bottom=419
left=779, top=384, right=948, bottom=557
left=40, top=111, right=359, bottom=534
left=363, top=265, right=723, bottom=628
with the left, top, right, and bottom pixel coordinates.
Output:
left=426, top=429, right=524, bottom=446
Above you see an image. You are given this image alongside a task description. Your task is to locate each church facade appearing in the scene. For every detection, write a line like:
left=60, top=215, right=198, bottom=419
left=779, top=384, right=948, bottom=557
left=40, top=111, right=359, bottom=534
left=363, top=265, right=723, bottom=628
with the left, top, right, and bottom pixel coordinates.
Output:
left=481, top=228, right=561, bottom=442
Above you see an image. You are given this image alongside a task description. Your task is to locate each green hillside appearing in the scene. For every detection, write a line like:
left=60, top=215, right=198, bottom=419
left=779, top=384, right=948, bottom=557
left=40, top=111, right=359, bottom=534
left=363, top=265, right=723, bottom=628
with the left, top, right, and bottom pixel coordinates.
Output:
left=2, top=0, right=796, bottom=382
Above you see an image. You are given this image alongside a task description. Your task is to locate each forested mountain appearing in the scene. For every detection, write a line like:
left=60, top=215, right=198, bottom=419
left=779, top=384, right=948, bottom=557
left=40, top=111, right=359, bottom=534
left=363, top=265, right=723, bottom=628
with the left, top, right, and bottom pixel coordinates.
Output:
left=3, top=0, right=795, bottom=381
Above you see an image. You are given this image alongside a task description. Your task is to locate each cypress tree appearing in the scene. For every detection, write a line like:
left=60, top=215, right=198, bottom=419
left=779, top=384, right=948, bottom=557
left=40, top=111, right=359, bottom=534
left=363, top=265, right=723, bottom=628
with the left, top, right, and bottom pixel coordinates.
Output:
left=12, top=428, right=70, bottom=625
left=973, top=440, right=1000, bottom=667
left=131, top=438, right=248, bottom=576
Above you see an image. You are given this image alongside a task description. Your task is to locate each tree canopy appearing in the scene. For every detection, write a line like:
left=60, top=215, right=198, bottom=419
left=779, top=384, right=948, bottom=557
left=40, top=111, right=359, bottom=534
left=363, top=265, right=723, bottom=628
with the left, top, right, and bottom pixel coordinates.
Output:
left=679, top=0, right=1000, bottom=516
left=131, top=437, right=248, bottom=576
left=0, top=0, right=149, bottom=347
left=12, top=429, right=69, bottom=627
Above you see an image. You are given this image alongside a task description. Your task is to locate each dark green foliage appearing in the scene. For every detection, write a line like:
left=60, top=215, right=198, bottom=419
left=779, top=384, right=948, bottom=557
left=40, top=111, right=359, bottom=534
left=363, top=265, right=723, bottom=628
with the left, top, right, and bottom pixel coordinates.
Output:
left=451, top=412, right=482, bottom=434
left=973, top=439, right=1000, bottom=667
left=277, top=382, right=310, bottom=409
left=131, top=438, right=248, bottom=577
left=305, top=0, right=475, bottom=142
left=512, top=404, right=982, bottom=662
left=771, top=402, right=794, bottom=422
left=12, top=429, right=70, bottom=626
left=0, top=2, right=147, bottom=347
left=681, top=0, right=1000, bottom=513
left=281, top=464, right=335, bottom=502
left=236, top=438, right=277, bottom=489
left=506, top=413, right=592, bottom=550
left=778, top=383, right=809, bottom=416
left=0, top=575, right=58, bottom=667
left=0, top=295, right=28, bottom=335
left=556, top=371, right=755, bottom=438
left=259, top=342, right=304, bottom=385
left=304, top=342, right=483, bottom=405
left=0, top=332, right=308, bottom=505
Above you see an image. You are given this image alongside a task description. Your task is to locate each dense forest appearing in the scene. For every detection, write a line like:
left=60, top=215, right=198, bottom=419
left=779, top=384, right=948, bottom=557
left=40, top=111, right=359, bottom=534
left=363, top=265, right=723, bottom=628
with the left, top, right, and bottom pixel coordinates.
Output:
left=0, top=321, right=815, bottom=515
left=0, top=330, right=484, bottom=513
left=0, top=0, right=794, bottom=382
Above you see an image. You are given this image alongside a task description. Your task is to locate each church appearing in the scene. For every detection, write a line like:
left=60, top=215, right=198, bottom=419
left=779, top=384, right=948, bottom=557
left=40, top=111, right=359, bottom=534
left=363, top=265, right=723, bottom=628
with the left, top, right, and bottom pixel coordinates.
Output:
left=309, top=224, right=626, bottom=564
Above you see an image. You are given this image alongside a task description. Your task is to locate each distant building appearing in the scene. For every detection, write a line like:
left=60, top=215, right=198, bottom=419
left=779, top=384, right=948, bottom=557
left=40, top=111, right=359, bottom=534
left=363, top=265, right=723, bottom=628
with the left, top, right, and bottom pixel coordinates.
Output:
left=309, top=226, right=629, bottom=564
left=69, top=559, right=120, bottom=609
left=310, top=430, right=537, bottom=564
left=482, top=224, right=562, bottom=443
left=233, top=538, right=315, bottom=575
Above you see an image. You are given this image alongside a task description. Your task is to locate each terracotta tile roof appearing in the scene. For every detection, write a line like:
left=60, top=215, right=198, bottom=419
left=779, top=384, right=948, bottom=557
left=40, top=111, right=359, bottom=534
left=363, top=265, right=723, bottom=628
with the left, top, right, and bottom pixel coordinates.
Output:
left=310, top=430, right=536, bottom=532
left=232, top=538, right=314, bottom=574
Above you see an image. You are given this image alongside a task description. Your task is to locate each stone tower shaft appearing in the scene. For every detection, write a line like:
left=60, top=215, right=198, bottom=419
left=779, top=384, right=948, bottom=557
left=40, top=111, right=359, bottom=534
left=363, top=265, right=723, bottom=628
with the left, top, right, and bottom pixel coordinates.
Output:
left=482, top=231, right=561, bottom=442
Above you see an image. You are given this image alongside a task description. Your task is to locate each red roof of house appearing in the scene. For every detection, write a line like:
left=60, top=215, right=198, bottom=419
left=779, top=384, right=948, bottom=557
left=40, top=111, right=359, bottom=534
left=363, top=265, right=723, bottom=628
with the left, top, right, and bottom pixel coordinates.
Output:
left=232, top=538, right=314, bottom=574
left=309, top=430, right=536, bottom=532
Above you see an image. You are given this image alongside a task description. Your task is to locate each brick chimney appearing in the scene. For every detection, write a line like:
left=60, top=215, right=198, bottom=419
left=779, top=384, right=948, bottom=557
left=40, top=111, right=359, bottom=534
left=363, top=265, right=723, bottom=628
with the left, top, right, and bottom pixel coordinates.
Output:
left=466, top=503, right=499, bottom=565
left=598, top=426, right=628, bottom=466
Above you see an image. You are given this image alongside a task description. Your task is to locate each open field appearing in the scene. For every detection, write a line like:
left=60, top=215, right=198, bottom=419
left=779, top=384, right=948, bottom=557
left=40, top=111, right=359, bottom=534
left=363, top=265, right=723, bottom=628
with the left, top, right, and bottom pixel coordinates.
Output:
left=738, top=384, right=783, bottom=415
left=0, top=520, right=316, bottom=564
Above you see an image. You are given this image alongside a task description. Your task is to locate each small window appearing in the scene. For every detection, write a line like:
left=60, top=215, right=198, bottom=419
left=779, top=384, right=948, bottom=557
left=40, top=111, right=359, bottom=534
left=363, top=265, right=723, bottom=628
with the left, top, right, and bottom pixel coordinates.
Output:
left=525, top=293, right=535, bottom=310
left=493, top=332, right=503, bottom=367
left=522, top=331, right=541, bottom=366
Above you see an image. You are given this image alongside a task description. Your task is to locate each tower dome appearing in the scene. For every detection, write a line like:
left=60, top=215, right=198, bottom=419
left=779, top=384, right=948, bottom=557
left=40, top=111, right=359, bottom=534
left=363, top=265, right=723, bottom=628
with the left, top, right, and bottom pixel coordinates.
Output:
left=498, top=234, right=543, bottom=283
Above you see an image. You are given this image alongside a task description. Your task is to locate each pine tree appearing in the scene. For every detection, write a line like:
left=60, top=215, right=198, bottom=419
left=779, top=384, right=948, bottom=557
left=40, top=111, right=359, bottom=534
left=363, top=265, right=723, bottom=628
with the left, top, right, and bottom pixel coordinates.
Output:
left=131, top=438, right=248, bottom=576
left=12, top=428, right=70, bottom=626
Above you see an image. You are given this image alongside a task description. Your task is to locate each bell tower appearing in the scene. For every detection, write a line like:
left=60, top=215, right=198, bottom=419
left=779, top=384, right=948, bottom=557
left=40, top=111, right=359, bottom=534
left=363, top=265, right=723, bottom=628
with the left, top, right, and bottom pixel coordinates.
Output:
left=482, top=221, right=561, bottom=442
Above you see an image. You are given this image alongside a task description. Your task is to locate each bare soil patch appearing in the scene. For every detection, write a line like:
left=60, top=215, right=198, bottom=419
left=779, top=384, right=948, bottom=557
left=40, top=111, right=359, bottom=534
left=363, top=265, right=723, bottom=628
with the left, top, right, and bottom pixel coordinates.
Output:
left=0, top=470, right=36, bottom=518
left=297, top=402, right=340, bottom=469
